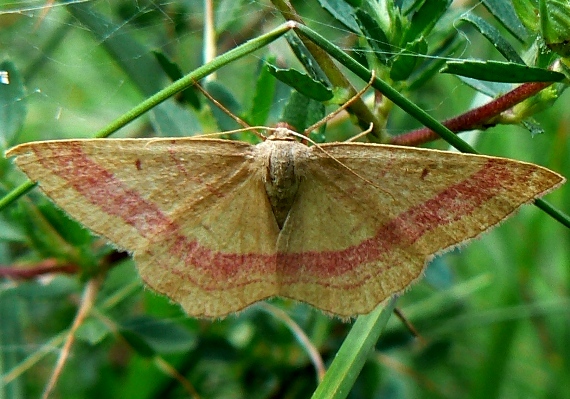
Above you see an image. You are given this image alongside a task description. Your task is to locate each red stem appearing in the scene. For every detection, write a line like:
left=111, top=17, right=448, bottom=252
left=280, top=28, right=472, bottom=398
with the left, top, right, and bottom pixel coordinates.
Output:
left=0, top=259, right=79, bottom=280
left=390, top=81, right=553, bottom=146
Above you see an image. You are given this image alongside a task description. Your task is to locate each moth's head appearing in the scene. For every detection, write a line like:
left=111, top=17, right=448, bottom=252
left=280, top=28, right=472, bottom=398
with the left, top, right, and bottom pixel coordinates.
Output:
left=266, top=127, right=298, bottom=142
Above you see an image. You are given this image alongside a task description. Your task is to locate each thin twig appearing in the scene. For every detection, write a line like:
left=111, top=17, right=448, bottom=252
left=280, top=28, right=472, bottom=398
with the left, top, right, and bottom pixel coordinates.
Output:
left=0, top=259, right=79, bottom=280
left=203, top=0, right=216, bottom=81
left=41, top=277, right=102, bottom=399
left=393, top=308, right=426, bottom=346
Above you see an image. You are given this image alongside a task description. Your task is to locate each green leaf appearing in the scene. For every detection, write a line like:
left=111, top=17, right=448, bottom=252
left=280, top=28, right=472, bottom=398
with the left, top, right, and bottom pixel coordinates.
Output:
left=402, top=0, right=452, bottom=44
left=0, top=60, right=26, bottom=147
left=457, top=76, right=513, bottom=97
left=317, top=0, right=360, bottom=32
left=16, top=199, right=96, bottom=264
left=267, top=65, right=333, bottom=102
left=14, top=277, right=79, bottom=300
left=0, top=210, right=26, bottom=242
left=120, top=329, right=156, bottom=358
left=354, top=8, right=393, bottom=64
left=513, top=0, right=540, bottom=32
left=461, top=13, right=525, bottom=64
left=442, top=60, right=565, bottom=82
left=540, top=0, right=570, bottom=57
left=361, top=0, right=400, bottom=39
left=76, top=318, right=112, bottom=345
left=389, top=38, right=428, bottom=81
left=247, top=59, right=277, bottom=127
left=400, top=0, right=427, bottom=15
left=285, top=33, right=328, bottom=82
left=120, top=315, right=197, bottom=354
left=481, top=0, right=529, bottom=41
left=280, top=91, right=325, bottom=133
left=215, top=0, right=249, bottom=32
left=408, top=34, right=463, bottom=90
left=0, top=288, right=24, bottom=398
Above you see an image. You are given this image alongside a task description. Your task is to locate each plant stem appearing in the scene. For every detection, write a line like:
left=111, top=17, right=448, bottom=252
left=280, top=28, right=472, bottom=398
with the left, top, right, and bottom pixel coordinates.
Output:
left=391, top=81, right=553, bottom=146
left=311, top=297, right=398, bottom=399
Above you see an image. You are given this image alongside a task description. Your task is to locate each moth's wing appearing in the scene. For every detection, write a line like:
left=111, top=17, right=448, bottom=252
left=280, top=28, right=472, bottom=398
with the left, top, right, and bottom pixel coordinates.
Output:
left=7, top=138, right=280, bottom=317
left=277, top=143, right=564, bottom=316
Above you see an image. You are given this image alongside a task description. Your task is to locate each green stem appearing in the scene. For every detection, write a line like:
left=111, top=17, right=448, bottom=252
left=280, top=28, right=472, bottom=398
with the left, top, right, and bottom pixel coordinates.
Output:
left=311, top=297, right=398, bottom=399
left=94, top=22, right=292, bottom=139
left=534, top=198, right=570, bottom=228
left=0, top=180, right=36, bottom=211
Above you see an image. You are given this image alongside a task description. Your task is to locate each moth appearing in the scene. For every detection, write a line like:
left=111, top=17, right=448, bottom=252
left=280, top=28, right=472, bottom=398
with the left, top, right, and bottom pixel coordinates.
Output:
left=6, top=127, right=564, bottom=317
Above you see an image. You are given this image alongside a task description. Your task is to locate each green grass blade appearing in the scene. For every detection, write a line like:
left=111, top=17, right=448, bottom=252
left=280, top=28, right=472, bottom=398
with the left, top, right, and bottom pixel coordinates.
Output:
left=311, top=297, right=397, bottom=399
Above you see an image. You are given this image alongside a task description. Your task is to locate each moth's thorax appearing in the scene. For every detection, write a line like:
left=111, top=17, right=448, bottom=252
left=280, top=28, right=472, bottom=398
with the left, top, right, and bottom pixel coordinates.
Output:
left=257, top=128, right=309, bottom=229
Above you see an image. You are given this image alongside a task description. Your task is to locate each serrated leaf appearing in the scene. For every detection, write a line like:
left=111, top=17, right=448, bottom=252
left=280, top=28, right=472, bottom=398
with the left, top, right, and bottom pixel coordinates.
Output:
left=461, top=13, right=525, bottom=64
left=317, top=0, right=360, bottom=32
left=442, top=60, right=565, bottom=82
left=481, top=0, right=529, bottom=41
left=0, top=60, right=26, bottom=147
left=267, top=65, right=333, bottom=102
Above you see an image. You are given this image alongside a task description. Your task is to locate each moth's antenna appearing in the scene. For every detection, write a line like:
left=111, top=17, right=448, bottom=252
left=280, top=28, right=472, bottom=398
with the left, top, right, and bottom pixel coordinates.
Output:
left=345, top=123, right=374, bottom=142
left=166, top=126, right=274, bottom=140
left=286, top=128, right=395, bottom=200
left=192, top=80, right=265, bottom=140
left=303, top=70, right=377, bottom=136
